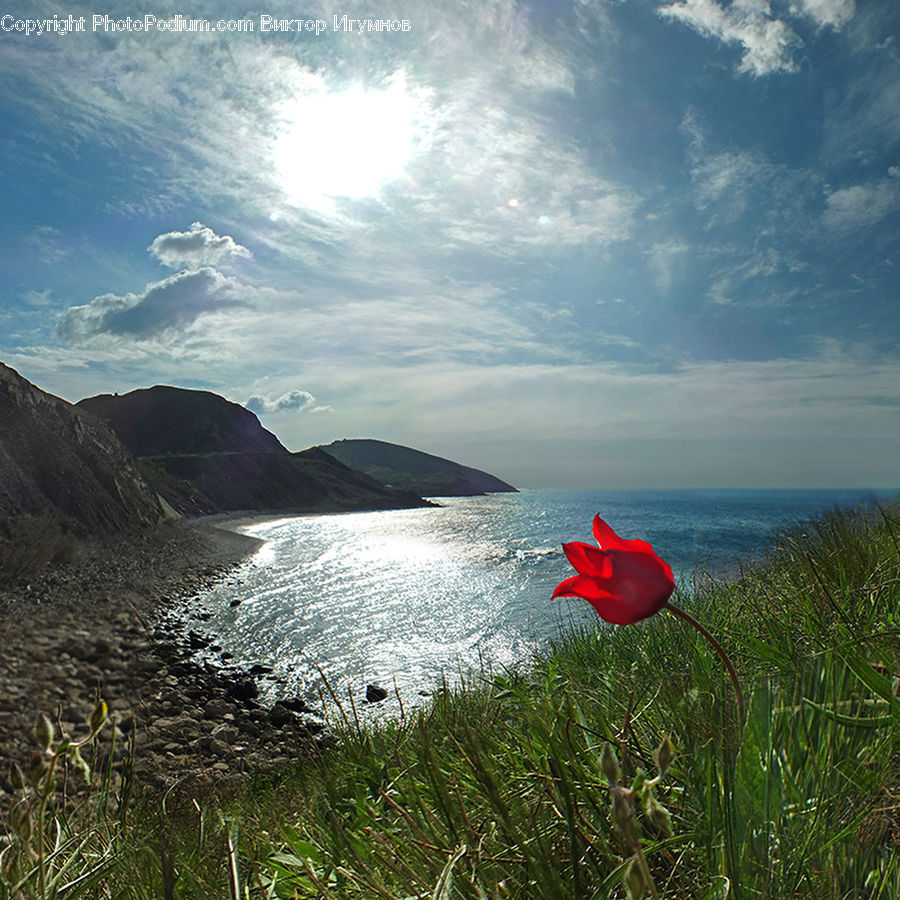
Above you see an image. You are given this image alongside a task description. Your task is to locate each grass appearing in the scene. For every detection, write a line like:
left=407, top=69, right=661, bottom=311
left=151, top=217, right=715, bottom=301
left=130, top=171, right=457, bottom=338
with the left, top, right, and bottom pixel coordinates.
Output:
left=2, top=502, right=899, bottom=898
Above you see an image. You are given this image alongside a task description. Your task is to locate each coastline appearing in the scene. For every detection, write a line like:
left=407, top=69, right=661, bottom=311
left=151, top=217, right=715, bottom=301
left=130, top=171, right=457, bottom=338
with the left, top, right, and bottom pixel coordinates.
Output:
left=0, top=517, right=324, bottom=812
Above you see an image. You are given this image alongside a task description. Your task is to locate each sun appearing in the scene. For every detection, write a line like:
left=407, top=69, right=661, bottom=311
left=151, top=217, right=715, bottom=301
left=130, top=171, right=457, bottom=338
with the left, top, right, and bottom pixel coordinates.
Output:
left=271, top=75, right=424, bottom=212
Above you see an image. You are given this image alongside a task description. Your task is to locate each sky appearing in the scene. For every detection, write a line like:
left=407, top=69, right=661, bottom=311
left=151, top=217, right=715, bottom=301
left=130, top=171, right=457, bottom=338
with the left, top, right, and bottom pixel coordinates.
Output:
left=1, top=0, right=898, bottom=489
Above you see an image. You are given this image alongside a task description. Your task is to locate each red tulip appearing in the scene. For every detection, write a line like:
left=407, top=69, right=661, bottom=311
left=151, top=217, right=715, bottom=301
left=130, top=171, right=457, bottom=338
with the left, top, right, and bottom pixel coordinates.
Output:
left=552, top=515, right=675, bottom=625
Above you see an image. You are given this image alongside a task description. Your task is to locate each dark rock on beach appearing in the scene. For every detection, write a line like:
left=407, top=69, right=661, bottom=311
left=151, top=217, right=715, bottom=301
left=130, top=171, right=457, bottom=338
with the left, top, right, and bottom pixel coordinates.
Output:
left=277, top=697, right=309, bottom=713
left=228, top=678, right=260, bottom=703
left=365, top=684, right=389, bottom=703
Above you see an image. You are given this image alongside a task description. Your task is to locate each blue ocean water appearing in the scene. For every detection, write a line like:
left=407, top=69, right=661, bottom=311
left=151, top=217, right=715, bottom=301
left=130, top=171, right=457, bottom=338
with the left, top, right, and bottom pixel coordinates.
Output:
left=197, top=488, right=894, bottom=716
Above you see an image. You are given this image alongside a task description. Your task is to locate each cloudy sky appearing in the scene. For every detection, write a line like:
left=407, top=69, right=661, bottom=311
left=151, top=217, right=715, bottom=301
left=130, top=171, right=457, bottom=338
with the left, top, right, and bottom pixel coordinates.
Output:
left=1, top=0, right=897, bottom=488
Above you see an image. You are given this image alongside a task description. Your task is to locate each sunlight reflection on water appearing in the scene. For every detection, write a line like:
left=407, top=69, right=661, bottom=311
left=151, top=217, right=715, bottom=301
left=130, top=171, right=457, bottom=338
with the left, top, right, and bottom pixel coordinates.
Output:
left=198, top=498, right=573, bottom=718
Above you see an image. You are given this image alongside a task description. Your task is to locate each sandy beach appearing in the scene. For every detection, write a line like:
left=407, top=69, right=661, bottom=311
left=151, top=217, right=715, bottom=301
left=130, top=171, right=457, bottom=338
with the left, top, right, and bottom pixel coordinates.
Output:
left=0, top=518, right=324, bottom=812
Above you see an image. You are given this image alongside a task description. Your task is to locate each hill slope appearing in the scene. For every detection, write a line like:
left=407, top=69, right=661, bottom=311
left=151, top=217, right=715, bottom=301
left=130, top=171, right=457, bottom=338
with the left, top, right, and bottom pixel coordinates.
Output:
left=0, top=363, right=163, bottom=538
left=77, top=388, right=428, bottom=515
left=78, top=386, right=284, bottom=456
left=320, top=439, right=517, bottom=496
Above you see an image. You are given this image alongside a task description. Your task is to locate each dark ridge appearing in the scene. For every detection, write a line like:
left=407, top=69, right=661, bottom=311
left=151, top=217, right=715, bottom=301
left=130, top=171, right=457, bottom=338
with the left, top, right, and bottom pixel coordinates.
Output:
left=77, top=386, right=285, bottom=456
left=320, top=438, right=517, bottom=497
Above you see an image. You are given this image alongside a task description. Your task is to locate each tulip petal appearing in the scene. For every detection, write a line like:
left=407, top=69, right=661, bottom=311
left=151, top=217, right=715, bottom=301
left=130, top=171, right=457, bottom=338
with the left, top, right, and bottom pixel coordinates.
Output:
left=551, top=574, right=617, bottom=603
left=552, top=572, right=665, bottom=625
left=592, top=515, right=654, bottom=554
left=562, top=541, right=612, bottom=577
left=592, top=515, right=675, bottom=581
left=589, top=595, right=659, bottom=626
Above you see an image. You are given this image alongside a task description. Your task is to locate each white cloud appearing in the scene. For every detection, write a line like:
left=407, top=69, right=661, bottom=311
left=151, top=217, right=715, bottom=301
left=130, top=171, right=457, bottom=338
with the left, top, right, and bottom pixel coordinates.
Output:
left=693, top=149, right=767, bottom=217
left=822, top=67, right=900, bottom=167
left=23, top=289, right=53, bottom=307
left=246, top=390, right=317, bottom=416
left=824, top=181, right=899, bottom=230
left=645, top=240, right=690, bottom=297
left=680, top=110, right=770, bottom=221
left=680, top=110, right=820, bottom=232
left=658, top=0, right=801, bottom=76
left=703, top=242, right=808, bottom=306
left=148, top=222, right=252, bottom=270
left=790, top=0, right=856, bottom=29
left=26, top=226, right=70, bottom=264
left=57, top=267, right=245, bottom=341
left=417, top=93, right=638, bottom=253
left=691, top=148, right=760, bottom=199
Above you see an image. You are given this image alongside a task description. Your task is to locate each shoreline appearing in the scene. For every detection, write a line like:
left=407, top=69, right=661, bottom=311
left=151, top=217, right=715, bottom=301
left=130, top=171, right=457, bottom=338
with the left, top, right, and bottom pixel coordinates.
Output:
left=0, top=518, right=326, bottom=812
left=201, top=499, right=446, bottom=533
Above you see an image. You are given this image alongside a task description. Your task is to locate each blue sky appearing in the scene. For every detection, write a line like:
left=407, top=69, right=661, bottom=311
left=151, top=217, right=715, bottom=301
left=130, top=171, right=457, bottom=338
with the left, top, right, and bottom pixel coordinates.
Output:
left=1, top=0, right=897, bottom=488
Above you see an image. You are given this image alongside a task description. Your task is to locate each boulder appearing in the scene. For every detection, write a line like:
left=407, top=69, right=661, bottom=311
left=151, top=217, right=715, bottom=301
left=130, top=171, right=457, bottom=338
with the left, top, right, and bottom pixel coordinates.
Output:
left=365, top=684, right=388, bottom=703
left=228, top=678, right=259, bottom=703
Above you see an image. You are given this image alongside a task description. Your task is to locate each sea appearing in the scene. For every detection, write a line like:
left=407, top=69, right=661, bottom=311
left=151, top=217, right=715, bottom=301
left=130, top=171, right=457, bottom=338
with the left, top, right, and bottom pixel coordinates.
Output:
left=193, top=488, right=895, bottom=718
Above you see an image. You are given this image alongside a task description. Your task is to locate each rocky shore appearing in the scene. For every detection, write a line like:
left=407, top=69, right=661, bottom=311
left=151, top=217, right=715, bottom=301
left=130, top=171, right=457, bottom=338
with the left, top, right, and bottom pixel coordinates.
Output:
left=0, top=519, right=325, bottom=813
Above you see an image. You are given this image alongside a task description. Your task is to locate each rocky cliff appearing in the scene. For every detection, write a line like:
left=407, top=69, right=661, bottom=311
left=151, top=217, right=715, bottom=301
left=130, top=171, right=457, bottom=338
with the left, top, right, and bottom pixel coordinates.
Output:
left=0, top=363, right=163, bottom=539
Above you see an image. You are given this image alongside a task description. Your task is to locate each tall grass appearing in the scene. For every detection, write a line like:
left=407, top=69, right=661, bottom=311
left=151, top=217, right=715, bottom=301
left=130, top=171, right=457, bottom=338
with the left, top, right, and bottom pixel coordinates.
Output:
left=3, top=502, right=898, bottom=898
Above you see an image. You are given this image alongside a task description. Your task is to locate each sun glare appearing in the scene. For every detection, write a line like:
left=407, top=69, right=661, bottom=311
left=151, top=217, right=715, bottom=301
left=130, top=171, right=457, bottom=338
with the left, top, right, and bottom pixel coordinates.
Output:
left=271, top=77, right=423, bottom=212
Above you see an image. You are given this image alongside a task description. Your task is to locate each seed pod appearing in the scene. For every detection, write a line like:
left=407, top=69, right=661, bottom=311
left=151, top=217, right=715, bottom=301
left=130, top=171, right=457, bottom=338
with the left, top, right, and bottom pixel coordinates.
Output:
left=8, top=761, right=25, bottom=791
left=601, top=741, right=621, bottom=785
left=9, top=802, right=32, bottom=841
left=33, top=713, right=54, bottom=752
left=27, top=751, right=47, bottom=787
left=610, top=785, right=634, bottom=830
left=654, top=736, right=676, bottom=775
left=89, top=699, right=108, bottom=733
left=68, top=745, right=91, bottom=781
left=643, top=793, right=673, bottom=837
left=624, top=858, right=646, bottom=900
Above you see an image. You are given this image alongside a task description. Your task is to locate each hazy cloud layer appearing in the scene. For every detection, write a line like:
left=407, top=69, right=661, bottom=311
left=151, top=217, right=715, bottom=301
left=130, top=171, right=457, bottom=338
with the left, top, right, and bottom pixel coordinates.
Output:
left=241, top=344, right=899, bottom=488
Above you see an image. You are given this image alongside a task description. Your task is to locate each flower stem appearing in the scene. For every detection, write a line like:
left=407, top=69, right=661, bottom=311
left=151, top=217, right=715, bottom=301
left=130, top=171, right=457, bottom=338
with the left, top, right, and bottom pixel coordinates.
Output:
left=665, top=602, right=745, bottom=725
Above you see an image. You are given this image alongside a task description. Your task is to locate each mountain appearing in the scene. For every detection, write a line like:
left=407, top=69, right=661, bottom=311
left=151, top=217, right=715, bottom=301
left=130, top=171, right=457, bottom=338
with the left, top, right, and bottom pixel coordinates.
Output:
left=0, top=363, right=163, bottom=539
left=76, top=385, right=284, bottom=456
left=77, top=387, right=429, bottom=515
left=319, top=439, right=517, bottom=497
